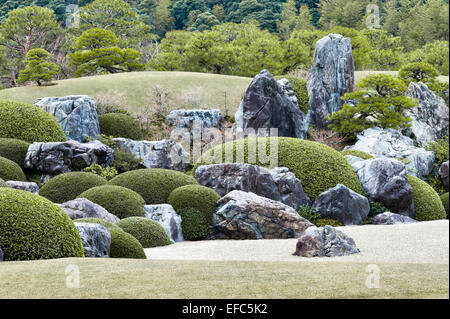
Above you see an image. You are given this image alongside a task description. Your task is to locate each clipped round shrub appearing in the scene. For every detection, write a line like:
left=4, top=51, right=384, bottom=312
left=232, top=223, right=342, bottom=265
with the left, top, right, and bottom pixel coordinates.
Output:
left=0, top=188, right=84, bottom=261
left=109, top=168, right=198, bottom=204
left=0, top=138, right=30, bottom=168
left=74, top=217, right=121, bottom=231
left=0, top=156, right=26, bottom=181
left=176, top=208, right=209, bottom=241
left=108, top=228, right=147, bottom=259
left=316, top=218, right=344, bottom=227
left=168, top=185, right=220, bottom=222
left=340, top=149, right=374, bottom=160
left=407, top=175, right=446, bottom=221
left=194, top=137, right=363, bottom=200
left=99, top=113, right=142, bottom=140
left=0, top=100, right=66, bottom=143
left=39, top=172, right=107, bottom=203
left=440, top=192, right=449, bottom=218
left=78, top=185, right=145, bottom=219
left=0, top=177, right=9, bottom=187
left=116, top=217, right=171, bottom=248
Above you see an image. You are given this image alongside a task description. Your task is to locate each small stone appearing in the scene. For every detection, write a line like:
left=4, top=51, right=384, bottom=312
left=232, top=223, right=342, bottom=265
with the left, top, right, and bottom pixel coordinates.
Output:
left=439, top=161, right=449, bottom=192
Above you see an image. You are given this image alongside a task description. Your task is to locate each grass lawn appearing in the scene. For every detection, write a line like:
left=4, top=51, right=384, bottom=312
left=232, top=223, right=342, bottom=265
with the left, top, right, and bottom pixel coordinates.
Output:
left=0, top=258, right=447, bottom=299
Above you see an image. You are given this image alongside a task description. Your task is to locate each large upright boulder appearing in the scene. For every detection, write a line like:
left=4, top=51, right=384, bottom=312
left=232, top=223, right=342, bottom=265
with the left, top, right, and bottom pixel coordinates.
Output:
left=234, top=70, right=307, bottom=139
left=352, top=158, right=415, bottom=217
left=195, top=163, right=311, bottom=210
left=35, top=95, right=100, bottom=142
left=24, top=140, right=114, bottom=175
left=306, top=34, right=355, bottom=128
left=113, top=138, right=189, bottom=172
left=345, top=127, right=435, bottom=180
left=210, top=190, right=314, bottom=240
left=404, top=82, right=449, bottom=147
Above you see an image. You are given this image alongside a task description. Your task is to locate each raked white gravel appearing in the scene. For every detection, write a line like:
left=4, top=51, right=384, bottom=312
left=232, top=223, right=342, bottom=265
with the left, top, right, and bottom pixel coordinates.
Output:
left=145, top=220, right=449, bottom=264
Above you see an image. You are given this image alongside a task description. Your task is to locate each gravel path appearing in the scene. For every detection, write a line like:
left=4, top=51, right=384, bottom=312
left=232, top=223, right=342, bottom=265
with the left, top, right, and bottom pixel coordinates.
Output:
left=146, top=220, right=449, bottom=264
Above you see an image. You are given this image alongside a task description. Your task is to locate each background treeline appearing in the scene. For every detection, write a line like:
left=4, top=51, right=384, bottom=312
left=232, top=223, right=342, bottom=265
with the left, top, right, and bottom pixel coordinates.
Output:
left=0, top=0, right=448, bottom=87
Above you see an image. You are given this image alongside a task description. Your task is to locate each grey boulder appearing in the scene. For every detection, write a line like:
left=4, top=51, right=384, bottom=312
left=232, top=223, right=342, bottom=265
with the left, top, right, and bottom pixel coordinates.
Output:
left=439, top=161, right=449, bottom=192
left=5, top=181, right=39, bottom=194
left=74, top=222, right=111, bottom=258
left=144, top=204, right=183, bottom=243
left=312, top=184, right=370, bottom=225
left=0, top=248, right=3, bottom=262
left=35, top=95, right=100, bottom=142
left=234, top=70, right=308, bottom=139
left=372, top=212, right=417, bottom=225
left=113, top=138, right=189, bottom=172
left=210, top=190, right=314, bottom=240
left=24, top=140, right=114, bottom=175
left=58, top=198, right=120, bottom=223
left=306, top=34, right=355, bottom=128
left=167, top=109, right=223, bottom=142
left=195, top=163, right=311, bottom=210
left=293, top=225, right=360, bottom=257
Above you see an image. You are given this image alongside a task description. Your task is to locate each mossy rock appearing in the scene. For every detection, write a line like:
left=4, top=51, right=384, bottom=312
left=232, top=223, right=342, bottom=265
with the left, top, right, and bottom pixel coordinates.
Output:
left=168, top=185, right=220, bottom=222
left=0, top=188, right=84, bottom=261
left=78, top=185, right=146, bottom=219
left=116, top=217, right=171, bottom=248
left=99, top=113, right=142, bottom=140
left=0, top=100, right=66, bottom=143
left=176, top=208, right=209, bottom=241
left=407, top=175, right=446, bottom=221
left=0, top=138, right=30, bottom=168
left=440, top=192, right=449, bottom=218
left=39, top=172, right=108, bottom=203
left=341, top=149, right=374, bottom=160
left=108, top=168, right=198, bottom=204
left=194, top=137, right=363, bottom=200
left=0, top=156, right=26, bottom=181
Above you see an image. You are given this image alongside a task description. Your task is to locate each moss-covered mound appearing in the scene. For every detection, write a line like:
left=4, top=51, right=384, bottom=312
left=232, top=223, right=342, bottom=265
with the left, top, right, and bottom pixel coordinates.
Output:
left=0, top=138, right=30, bottom=168
left=168, top=185, right=220, bottom=222
left=0, top=156, right=26, bottom=181
left=0, top=177, right=9, bottom=187
left=176, top=208, right=209, bottom=241
left=109, top=168, right=198, bottom=204
left=0, top=188, right=84, bottom=261
left=98, top=113, right=142, bottom=140
left=108, top=228, right=147, bottom=259
left=0, top=100, right=66, bottom=143
left=407, top=175, right=446, bottom=221
left=39, top=172, right=108, bottom=203
left=194, top=137, right=363, bottom=200
left=440, top=192, right=449, bottom=218
left=341, top=149, right=374, bottom=160
left=78, top=185, right=146, bottom=219
left=116, top=217, right=171, bottom=248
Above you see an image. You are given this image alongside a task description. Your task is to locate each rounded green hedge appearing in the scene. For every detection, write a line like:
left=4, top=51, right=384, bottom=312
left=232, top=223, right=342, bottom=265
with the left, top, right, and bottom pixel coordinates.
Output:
left=341, top=149, right=374, bottom=160
left=0, top=138, right=30, bottom=168
left=0, top=177, right=9, bottom=187
left=407, top=175, right=446, bottom=221
left=0, top=156, right=26, bottom=181
left=109, top=168, right=199, bottom=204
left=39, top=172, right=108, bottom=203
left=177, top=208, right=209, bottom=241
left=0, top=188, right=84, bottom=261
left=109, top=228, right=147, bottom=259
left=315, top=218, right=344, bottom=227
left=194, top=137, right=363, bottom=200
left=0, top=100, right=66, bottom=143
left=99, top=113, right=142, bottom=140
left=116, top=217, right=171, bottom=248
left=168, top=185, right=220, bottom=222
left=440, top=192, right=449, bottom=218
left=78, top=185, right=146, bottom=219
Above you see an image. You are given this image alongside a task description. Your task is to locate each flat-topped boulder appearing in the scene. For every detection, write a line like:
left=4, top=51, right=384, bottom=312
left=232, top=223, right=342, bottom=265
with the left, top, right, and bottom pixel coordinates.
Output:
left=5, top=181, right=39, bottom=194
left=58, top=198, right=120, bottom=223
left=24, top=140, right=114, bottom=175
left=144, top=204, right=183, bottom=243
left=35, top=95, right=100, bottom=142
left=372, top=212, right=417, bottom=225
left=209, top=190, right=314, bottom=240
left=74, top=222, right=111, bottom=258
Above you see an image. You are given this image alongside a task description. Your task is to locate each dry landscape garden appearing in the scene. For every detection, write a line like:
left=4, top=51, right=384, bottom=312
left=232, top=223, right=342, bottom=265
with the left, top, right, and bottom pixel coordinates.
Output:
left=0, top=0, right=449, bottom=300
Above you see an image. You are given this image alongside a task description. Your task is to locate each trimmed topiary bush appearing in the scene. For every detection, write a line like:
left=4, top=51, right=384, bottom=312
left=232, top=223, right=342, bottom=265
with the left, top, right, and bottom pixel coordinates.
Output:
left=98, top=113, right=142, bottom=140
left=0, top=100, right=66, bottom=143
left=440, top=192, right=449, bottom=218
left=194, top=137, right=363, bottom=200
left=39, top=172, right=107, bottom=203
left=341, top=149, right=374, bottom=160
left=0, top=177, right=9, bottom=187
left=108, top=228, right=147, bottom=259
left=78, top=185, right=146, bottom=219
left=116, top=217, right=171, bottom=248
left=176, top=208, right=209, bottom=241
left=0, top=138, right=30, bottom=168
left=316, top=218, right=344, bottom=227
left=0, top=188, right=84, bottom=261
left=168, top=185, right=220, bottom=222
left=109, top=168, right=198, bottom=204
left=0, top=156, right=26, bottom=181
left=407, top=175, right=446, bottom=221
